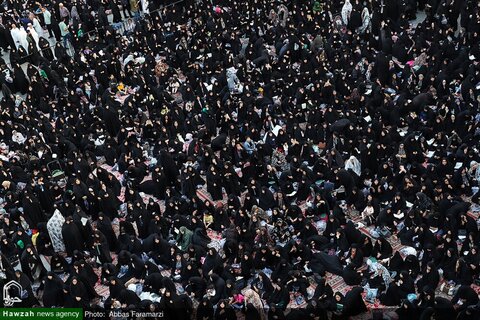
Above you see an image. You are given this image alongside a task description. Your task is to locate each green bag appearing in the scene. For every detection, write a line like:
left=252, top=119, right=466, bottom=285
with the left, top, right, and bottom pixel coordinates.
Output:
left=313, top=1, right=322, bottom=12
left=16, top=240, right=25, bottom=249
left=39, top=69, right=48, bottom=80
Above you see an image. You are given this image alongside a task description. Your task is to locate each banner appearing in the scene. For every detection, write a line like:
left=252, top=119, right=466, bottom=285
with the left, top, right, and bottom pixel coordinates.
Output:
left=0, top=309, right=82, bottom=320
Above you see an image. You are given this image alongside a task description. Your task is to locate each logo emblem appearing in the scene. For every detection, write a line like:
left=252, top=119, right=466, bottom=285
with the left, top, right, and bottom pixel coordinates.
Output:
left=3, top=280, right=22, bottom=307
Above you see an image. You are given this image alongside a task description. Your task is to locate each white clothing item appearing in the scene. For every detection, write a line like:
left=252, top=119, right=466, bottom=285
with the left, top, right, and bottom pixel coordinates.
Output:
left=345, top=155, right=361, bottom=176
left=10, top=27, right=22, bottom=49
left=47, top=209, right=66, bottom=252
left=18, top=27, right=29, bottom=51
left=27, top=26, right=41, bottom=51
left=141, top=0, right=150, bottom=14
left=43, top=10, right=52, bottom=25
left=341, top=0, right=352, bottom=25
left=12, top=131, right=26, bottom=144
left=32, top=18, right=43, bottom=35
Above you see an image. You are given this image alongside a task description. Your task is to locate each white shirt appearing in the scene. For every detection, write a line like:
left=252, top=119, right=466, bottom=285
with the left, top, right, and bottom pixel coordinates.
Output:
left=43, top=10, right=52, bottom=25
left=10, top=27, right=22, bottom=48
left=32, top=18, right=43, bottom=35
left=17, top=27, right=29, bottom=51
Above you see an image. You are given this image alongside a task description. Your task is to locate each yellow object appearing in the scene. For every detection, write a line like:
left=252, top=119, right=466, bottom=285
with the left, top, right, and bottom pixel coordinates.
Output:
left=203, top=213, right=214, bottom=225
left=32, top=232, right=39, bottom=246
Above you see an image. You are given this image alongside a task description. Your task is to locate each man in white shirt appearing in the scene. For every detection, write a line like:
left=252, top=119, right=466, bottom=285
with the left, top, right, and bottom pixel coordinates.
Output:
left=42, top=6, right=53, bottom=38
left=59, top=3, right=70, bottom=22
left=58, top=18, right=71, bottom=48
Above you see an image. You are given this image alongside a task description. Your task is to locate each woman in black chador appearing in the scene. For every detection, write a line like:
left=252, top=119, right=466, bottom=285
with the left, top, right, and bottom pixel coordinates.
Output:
left=20, top=244, right=47, bottom=282
left=61, top=216, right=85, bottom=256
left=12, top=62, right=29, bottom=94
left=39, top=37, right=54, bottom=61
left=39, top=272, right=65, bottom=307
left=206, top=164, right=223, bottom=201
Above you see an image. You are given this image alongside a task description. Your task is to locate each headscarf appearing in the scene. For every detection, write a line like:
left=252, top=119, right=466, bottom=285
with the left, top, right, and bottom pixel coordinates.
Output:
left=345, top=155, right=361, bottom=177
left=71, top=6, right=80, bottom=21
left=313, top=1, right=322, bottom=13
left=46, top=209, right=66, bottom=253
left=243, top=288, right=265, bottom=320
left=358, top=7, right=371, bottom=34
left=277, top=5, right=289, bottom=28
left=469, top=161, right=480, bottom=182
left=341, top=0, right=352, bottom=25
left=367, top=258, right=394, bottom=288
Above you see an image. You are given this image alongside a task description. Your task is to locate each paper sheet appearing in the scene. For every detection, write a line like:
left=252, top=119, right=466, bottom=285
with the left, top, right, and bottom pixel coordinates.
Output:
left=272, top=125, right=283, bottom=136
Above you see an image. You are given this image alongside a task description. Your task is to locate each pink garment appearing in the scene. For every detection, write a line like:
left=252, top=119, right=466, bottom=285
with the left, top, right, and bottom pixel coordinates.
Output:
left=234, top=294, right=244, bottom=304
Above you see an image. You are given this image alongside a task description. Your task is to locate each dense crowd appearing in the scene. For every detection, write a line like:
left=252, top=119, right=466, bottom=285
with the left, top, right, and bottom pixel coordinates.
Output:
left=0, top=0, right=480, bottom=319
